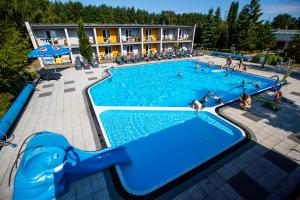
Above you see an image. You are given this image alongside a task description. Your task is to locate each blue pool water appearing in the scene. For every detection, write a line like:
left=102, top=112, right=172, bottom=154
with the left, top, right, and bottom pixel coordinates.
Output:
left=89, top=60, right=276, bottom=107
left=100, top=110, right=245, bottom=195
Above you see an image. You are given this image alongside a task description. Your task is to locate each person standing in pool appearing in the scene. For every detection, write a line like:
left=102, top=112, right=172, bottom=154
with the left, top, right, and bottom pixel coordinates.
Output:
left=178, top=72, right=183, bottom=77
left=192, top=100, right=203, bottom=112
left=223, top=56, right=232, bottom=69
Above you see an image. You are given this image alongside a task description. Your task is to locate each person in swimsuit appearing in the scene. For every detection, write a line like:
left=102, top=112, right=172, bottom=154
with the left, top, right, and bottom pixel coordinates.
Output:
left=239, top=90, right=251, bottom=111
left=192, top=100, right=203, bottom=112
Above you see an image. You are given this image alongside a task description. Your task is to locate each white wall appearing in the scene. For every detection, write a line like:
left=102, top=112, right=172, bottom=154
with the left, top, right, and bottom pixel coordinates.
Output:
left=122, top=44, right=141, bottom=55
left=72, top=48, right=81, bottom=60
left=33, top=29, right=66, bottom=46
left=85, top=28, right=95, bottom=44
left=180, top=29, right=192, bottom=40
left=121, top=28, right=141, bottom=42
left=68, top=29, right=79, bottom=46
left=163, top=29, right=177, bottom=40
left=179, top=43, right=192, bottom=50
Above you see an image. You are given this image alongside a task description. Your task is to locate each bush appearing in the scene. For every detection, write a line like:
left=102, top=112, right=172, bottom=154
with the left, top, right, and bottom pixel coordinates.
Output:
left=26, top=71, right=38, bottom=81
left=0, top=92, right=14, bottom=118
left=266, top=54, right=281, bottom=65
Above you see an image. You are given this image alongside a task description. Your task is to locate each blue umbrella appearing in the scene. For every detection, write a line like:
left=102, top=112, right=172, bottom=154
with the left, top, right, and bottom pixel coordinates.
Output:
left=28, top=44, right=70, bottom=59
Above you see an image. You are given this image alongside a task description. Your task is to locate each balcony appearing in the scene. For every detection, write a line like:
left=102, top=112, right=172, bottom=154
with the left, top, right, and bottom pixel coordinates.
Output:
left=178, top=35, right=192, bottom=41
left=36, top=37, right=67, bottom=46
left=162, top=36, right=176, bottom=41
left=122, top=36, right=140, bottom=43
left=144, top=36, right=159, bottom=42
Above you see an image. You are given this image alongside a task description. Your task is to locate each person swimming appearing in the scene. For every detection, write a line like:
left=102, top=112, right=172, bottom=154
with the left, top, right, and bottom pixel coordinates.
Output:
left=255, top=82, right=260, bottom=88
left=178, top=72, right=183, bottom=77
left=207, top=91, right=222, bottom=103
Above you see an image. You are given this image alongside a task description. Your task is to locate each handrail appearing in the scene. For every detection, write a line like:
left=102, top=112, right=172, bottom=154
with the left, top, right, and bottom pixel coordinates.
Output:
left=269, top=75, right=281, bottom=91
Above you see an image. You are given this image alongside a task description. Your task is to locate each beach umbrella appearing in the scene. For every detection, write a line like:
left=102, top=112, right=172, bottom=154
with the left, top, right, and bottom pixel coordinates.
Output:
left=28, top=44, right=70, bottom=59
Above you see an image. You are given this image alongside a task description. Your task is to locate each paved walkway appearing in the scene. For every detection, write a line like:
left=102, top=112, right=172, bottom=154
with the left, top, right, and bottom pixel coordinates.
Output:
left=0, top=55, right=299, bottom=200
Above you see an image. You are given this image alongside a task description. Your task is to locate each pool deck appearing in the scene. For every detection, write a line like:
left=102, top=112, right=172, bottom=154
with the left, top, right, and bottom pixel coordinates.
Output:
left=0, top=55, right=299, bottom=200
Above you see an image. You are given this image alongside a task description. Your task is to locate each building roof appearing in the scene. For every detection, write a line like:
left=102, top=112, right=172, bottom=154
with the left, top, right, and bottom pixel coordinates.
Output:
left=29, top=22, right=195, bottom=29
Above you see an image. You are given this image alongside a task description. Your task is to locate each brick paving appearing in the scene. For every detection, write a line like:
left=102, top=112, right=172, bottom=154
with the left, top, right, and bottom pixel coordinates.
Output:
left=0, top=55, right=299, bottom=200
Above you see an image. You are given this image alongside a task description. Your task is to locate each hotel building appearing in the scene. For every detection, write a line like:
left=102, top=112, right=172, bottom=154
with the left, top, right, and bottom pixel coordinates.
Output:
left=25, top=22, right=196, bottom=63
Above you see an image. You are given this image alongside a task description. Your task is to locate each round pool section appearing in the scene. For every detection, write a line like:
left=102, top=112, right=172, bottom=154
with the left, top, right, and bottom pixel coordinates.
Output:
left=89, top=60, right=276, bottom=107
left=100, top=110, right=245, bottom=196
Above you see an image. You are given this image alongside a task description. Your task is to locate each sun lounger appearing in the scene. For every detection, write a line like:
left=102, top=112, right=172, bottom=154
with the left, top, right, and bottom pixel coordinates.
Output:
left=39, top=69, right=62, bottom=80
left=150, top=52, right=157, bottom=61
left=116, top=55, right=124, bottom=65
left=91, top=58, right=99, bottom=68
left=154, top=52, right=161, bottom=60
left=161, top=52, right=167, bottom=60
left=82, top=59, right=91, bottom=69
left=122, top=55, right=130, bottom=64
left=75, top=56, right=82, bottom=70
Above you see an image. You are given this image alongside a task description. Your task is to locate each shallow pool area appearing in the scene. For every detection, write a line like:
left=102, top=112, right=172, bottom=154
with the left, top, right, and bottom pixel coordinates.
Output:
left=89, top=60, right=277, bottom=107
left=100, top=110, right=245, bottom=195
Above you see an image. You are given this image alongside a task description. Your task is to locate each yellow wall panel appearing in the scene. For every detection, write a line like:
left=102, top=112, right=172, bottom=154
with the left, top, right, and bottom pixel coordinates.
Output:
left=143, top=28, right=158, bottom=41
left=96, top=28, right=118, bottom=43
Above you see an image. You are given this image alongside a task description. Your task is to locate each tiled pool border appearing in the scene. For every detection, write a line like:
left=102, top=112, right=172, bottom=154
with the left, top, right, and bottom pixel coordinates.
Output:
left=84, top=59, right=284, bottom=199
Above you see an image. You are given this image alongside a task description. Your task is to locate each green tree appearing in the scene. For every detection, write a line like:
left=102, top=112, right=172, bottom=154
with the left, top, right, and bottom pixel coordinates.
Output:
left=272, top=14, right=298, bottom=29
left=235, top=5, right=250, bottom=49
left=235, top=0, right=268, bottom=50
left=226, top=1, right=239, bottom=48
left=77, top=18, right=93, bottom=62
left=201, top=9, right=217, bottom=48
left=286, top=36, right=300, bottom=64
left=160, top=11, right=177, bottom=24
left=0, top=23, right=30, bottom=93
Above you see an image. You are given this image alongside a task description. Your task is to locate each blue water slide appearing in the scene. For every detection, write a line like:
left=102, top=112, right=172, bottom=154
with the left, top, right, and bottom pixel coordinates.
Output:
left=0, top=83, right=34, bottom=140
left=13, top=132, right=132, bottom=200
left=212, top=52, right=252, bottom=61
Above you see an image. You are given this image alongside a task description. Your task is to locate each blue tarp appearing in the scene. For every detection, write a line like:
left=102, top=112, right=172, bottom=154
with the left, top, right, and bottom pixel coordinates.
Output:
left=212, top=52, right=252, bottom=61
left=28, top=44, right=70, bottom=59
left=0, top=84, right=34, bottom=139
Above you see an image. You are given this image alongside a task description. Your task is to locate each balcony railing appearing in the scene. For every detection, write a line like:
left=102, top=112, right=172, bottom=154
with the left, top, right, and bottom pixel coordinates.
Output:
left=37, top=37, right=67, bottom=46
left=102, top=37, right=119, bottom=43
left=144, top=36, right=159, bottom=42
left=162, top=36, right=176, bottom=41
left=123, top=36, right=140, bottom=43
left=178, top=35, right=192, bottom=41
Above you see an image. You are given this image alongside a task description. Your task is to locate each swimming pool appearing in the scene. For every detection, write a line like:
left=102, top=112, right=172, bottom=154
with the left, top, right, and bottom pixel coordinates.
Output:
left=89, top=60, right=276, bottom=107
left=100, top=110, right=245, bottom=195
left=87, top=59, right=277, bottom=197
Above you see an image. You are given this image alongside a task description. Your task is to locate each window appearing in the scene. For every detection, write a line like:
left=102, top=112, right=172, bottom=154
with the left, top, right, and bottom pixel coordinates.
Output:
left=145, top=44, right=151, bottom=54
left=179, top=29, right=182, bottom=39
left=145, top=29, right=152, bottom=41
left=163, top=44, right=167, bottom=51
left=45, top=30, right=57, bottom=44
left=163, top=29, right=170, bottom=40
left=127, top=45, right=133, bottom=54
left=103, top=30, right=110, bottom=42
left=105, top=46, right=112, bottom=54
left=126, top=30, right=132, bottom=38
